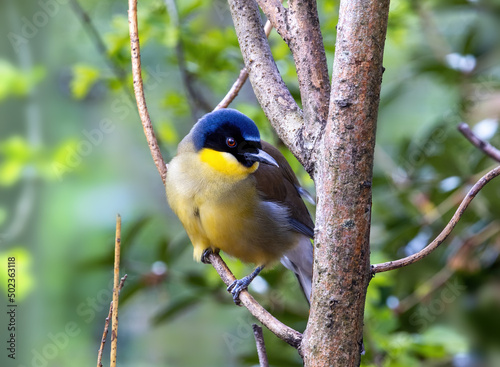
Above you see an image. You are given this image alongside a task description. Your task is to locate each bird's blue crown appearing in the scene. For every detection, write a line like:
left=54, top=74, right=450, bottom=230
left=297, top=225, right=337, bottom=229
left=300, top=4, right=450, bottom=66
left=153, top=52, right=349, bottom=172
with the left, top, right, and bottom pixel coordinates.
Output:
left=191, top=109, right=261, bottom=151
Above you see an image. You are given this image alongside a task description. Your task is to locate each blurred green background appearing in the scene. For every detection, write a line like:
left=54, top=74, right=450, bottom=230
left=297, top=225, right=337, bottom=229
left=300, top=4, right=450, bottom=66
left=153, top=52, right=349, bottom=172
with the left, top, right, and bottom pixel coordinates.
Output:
left=1, top=0, right=500, bottom=366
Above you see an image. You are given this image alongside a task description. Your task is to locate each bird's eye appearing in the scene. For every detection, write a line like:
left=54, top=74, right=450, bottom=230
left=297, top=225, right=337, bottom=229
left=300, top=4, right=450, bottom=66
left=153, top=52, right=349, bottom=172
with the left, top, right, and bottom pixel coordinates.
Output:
left=226, top=137, right=237, bottom=148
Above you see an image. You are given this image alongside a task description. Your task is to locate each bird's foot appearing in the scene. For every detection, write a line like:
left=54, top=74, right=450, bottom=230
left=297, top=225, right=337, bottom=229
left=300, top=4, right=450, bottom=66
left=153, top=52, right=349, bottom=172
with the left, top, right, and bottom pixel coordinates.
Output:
left=201, top=248, right=217, bottom=264
left=227, top=266, right=264, bottom=306
left=227, top=278, right=249, bottom=306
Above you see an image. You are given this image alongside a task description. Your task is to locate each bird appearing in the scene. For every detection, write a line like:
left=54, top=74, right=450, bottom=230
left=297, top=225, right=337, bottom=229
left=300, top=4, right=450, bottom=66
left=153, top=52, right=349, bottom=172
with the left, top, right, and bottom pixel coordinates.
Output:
left=165, top=108, right=314, bottom=304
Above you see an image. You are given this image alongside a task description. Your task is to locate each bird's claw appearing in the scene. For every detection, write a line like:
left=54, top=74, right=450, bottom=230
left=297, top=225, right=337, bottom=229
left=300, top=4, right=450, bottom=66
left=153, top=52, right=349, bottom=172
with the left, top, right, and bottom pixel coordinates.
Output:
left=201, top=248, right=213, bottom=264
left=226, top=266, right=264, bottom=305
left=227, top=278, right=249, bottom=306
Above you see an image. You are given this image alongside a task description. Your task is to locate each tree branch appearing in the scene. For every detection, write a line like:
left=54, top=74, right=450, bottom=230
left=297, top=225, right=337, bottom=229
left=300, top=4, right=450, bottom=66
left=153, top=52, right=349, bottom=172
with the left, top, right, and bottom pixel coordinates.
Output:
left=227, top=0, right=308, bottom=171
left=128, top=0, right=167, bottom=185
left=207, top=252, right=303, bottom=348
left=374, top=123, right=500, bottom=274
left=372, top=165, right=500, bottom=273
left=395, top=220, right=500, bottom=314
left=215, top=68, right=250, bottom=111
left=257, top=0, right=331, bottom=165
left=458, top=122, right=500, bottom=162
left=303, top=0, right=390, bottom=365
left=252, top=324, right=270, bottom=367
left=97, top=275, right=127, bottom=367
left=287, top=0, right=331, bottom=151
left=255, top=0, right=289, bottom=41
left=110, top=214, right=122, bottom=367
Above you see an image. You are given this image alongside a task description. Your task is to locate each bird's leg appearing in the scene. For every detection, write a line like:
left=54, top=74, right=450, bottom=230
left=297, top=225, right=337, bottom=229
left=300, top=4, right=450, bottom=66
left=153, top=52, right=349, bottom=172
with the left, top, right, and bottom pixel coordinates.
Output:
left=227, top=265, right=264, bottom=305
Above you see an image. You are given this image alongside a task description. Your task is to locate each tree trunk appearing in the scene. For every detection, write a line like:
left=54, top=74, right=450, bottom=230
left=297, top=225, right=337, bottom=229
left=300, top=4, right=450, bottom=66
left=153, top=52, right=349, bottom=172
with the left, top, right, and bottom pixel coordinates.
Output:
left=302, top=1, right=390, bottom=366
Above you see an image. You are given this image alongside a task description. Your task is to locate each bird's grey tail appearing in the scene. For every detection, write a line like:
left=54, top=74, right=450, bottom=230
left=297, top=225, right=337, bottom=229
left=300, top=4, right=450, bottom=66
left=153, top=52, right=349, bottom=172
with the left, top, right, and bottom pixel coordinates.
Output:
left=281, top=236, right=313, bottom=304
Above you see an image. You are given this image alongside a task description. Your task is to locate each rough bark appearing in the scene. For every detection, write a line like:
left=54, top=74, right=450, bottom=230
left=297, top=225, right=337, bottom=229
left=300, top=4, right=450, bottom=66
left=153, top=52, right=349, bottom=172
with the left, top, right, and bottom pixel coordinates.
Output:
left=302, top=0, right=390, bottom=366
left=287, top=0, right=330, bottom=156
left=257, top=0, right=331, bottom=169
left=227, top=0, right=307, bottom=169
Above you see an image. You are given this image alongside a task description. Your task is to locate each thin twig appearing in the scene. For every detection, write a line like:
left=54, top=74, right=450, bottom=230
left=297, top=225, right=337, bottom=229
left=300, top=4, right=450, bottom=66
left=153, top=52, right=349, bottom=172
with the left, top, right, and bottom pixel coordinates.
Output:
left=97, top=305, right=112, bottom=367
left=127, top=0, right=303, bottom=349
left=458, top=122, right=500, bottom=162
left=252, top=324, right=269, bottom=367
left=215, top=19, right=273, bottom=111
left=110, top=214, right=122, bottom=367
left=128, top=0, right=168, bottom=184
left=215, top=68, right=249, bottom=111
left=97, top=275, right=128, bottom=367
left=207, top=252, right=303, bottom=348
left=395, top=220, right=500, bottom=314
left=372, top=165, right=500, bottom=273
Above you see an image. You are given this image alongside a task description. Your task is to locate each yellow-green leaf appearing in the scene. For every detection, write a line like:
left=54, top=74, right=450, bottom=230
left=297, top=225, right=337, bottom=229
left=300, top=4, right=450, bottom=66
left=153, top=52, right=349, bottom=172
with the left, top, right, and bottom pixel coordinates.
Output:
left=70, top=64, right=100, bottom=100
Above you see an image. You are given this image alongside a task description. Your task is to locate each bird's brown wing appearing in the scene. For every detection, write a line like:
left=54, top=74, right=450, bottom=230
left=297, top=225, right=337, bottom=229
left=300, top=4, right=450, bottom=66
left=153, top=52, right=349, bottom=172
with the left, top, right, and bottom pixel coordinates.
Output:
left=255, top=141, right=314, bottom=303
left=253, top=141, right=314, bottom=238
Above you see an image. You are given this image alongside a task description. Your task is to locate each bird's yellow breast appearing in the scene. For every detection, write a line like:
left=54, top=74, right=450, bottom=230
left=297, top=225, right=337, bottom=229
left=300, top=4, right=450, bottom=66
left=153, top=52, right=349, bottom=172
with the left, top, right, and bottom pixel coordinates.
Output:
left=166, top=148, right=296, bottom=266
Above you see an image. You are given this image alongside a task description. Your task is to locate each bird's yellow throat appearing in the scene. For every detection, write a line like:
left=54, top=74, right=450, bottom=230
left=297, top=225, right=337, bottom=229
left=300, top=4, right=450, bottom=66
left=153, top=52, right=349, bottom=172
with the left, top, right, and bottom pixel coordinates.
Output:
left=199, top=148, right=258, bottom=178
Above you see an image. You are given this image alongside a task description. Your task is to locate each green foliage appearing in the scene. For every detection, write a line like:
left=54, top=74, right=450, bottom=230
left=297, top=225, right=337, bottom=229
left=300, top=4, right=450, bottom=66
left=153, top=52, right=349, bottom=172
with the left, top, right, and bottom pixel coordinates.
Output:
left=0, top=136, right=32, bottom=186
left=70, top=64, right=100, bottom=100
left=0, top=248, right=34, bottom=302
left=0, top=59, right=44, bottom=100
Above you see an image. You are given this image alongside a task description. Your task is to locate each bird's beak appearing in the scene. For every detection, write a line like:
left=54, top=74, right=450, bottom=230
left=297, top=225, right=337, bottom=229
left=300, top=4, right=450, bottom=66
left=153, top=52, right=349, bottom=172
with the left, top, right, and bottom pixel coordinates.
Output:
left=244, top=149, right=279, bottom=167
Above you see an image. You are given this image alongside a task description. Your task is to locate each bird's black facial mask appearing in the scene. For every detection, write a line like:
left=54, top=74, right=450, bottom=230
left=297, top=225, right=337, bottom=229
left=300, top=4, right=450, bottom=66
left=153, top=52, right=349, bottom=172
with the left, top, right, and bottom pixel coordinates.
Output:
left=199, top=123, right=276, bottom=168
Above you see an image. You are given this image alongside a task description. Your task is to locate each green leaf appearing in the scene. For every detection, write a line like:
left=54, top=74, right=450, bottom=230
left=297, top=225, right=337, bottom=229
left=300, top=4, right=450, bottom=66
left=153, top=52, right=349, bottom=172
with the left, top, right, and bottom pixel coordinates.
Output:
left=0, top=60, right=45, bottom=100
left=158, top=121, right=179, bottom=145
left=49, top=138, right=81, bottom=180
left=162, top=92, right=190, bottom=116
left=0, top=160, right=24, bottom=186
left=163, top=23, right=179, bottom=48
left=0, top=248, right=35, bottom=302
left=0, top=136, right=31, bottom=186
left=70, top=64, right=100, bottom=100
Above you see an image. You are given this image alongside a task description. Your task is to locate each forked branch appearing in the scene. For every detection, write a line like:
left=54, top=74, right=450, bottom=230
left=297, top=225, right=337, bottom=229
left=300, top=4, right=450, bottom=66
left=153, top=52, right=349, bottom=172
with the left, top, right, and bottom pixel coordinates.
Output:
left=257, top=0, right=331, bottom=165
left=373, top=122, right=500, bottom=273
left=97, top=274, right=127, bottom=367
left=127, top=0, right=302, bottom=349
left=372, top=165, right=500, bottom=273
left=372, top=129, right=500, bottom=273
left=207, top=252, right=302, bottom=348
